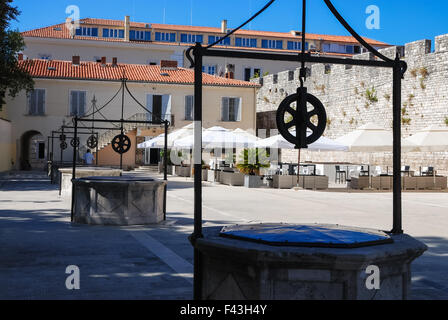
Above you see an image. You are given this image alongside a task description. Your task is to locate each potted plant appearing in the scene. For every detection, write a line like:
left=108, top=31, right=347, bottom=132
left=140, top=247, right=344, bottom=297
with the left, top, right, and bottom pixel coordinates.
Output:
left=236, top=149, right=270, bottom=188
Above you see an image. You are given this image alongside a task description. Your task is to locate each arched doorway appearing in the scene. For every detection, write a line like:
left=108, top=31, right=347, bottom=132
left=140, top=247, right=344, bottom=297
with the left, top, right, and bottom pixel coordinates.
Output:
left=20, top=130, right=46, bottom=171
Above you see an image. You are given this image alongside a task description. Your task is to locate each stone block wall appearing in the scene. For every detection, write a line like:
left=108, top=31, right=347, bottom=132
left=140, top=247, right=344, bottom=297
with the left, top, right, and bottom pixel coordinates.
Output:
left=254, top=34, right=448, bottom=175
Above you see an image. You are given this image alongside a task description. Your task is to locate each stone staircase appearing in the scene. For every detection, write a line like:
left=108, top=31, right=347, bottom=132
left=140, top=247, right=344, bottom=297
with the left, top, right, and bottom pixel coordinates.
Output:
left=81, top=113, right=158, bottom=153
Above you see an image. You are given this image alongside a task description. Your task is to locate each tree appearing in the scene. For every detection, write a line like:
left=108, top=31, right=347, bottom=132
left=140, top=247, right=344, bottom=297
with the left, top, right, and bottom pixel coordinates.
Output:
left=0, top=0, right=34, bottom=109
left=236, top=149, right=270, bottom=176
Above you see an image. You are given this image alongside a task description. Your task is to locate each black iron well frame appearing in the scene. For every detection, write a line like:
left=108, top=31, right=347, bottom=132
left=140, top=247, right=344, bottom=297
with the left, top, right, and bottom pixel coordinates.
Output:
left=69, top=78, right=170, bottom=223
left=187, top=0, right=407, bottom=300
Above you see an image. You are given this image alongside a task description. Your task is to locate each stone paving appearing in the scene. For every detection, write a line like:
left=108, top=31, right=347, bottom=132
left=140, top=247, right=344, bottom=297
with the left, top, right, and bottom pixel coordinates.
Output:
left=0, top=171, right=447, bottom=300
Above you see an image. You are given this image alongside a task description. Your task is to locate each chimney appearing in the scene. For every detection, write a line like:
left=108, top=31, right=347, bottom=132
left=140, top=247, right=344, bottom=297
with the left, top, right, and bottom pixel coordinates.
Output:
left=72, top=56, right=80, bottom=65
left=101, top=57, right=107, bottom=65
left=18, top=53, right=24, bottom=61
left=221, top=20, right=227, bottom=33
left=160, top=60, right=178, bottom=70
left=112, top=57, right=118, bottom=66
left=124, top=16, right=131, bottom=41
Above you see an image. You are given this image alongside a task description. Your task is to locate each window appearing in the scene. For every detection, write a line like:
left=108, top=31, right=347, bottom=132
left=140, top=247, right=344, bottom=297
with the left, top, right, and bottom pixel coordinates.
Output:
left=323, top=43, right=357, bottom=54
left=235, top=38, right=257, bottom=48
left=70, top=91, right=86, bottom=117
left=27, top=89, right=45, bottom=116
left=39, top=54, right=52, bottom=60
left=243, top=67, right=261, bottom=81
left=287, top=41, right=309, bottom=51
left=208, top=35, right=230, bottom=46
left=185, top=95, right=194, bottom=120
left=155, top=32, right=176, bottom=42
left=202, top=65, right=217, bottom=75
left=130, top=30, right=151, bottom=41
left=180, top=34, right=203, bottom=43
left=221, top=97, right=242, bottom=122
left=76, top=27, right=98, bottom=37
left=102, top=28, right=124, bottom=39
left=261, top=39, right=283, bottom=49
left=147, top=94, right=172, bottom=122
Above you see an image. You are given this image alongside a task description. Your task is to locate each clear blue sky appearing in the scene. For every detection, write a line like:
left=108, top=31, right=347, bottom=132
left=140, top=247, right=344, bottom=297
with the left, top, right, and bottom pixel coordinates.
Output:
left=10, top=0, right=448, bottom=46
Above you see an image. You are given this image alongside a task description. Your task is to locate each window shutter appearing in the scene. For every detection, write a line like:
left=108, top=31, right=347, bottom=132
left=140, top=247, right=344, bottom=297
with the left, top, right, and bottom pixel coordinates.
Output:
left=71, top=91, right=78, bottom=116
left=197, top=35, right=203, bottom=43
left=36, top=90, right=45, bottom=115
left=221, top=97, right=229, bottom=121
left=235, top=38, right=242, bottom=47
left=79, top=92, right=86, bottom=116
left=261, top=40, right=268, bottom=48
left=155, top=32, right=161, bottom=41
left=119, top=30, right=124, bottom=38
left=185, top=96, right=194, bottom=120
left=146, top=94, right=153, bottom=121
left=170, top=33, right=176, bottom=42
left=92, top=28, right=98, bottom=37
left=145, top=31, right=151, bottom=41
left=237, top=98, right=242, bottom=121
left=129, top=30, right=136, bottom=40
left=28, top=91, right=37, bottom=115
left=103, top=28, right=109, bottom=37
left=75, top=28, right=82, bottom=36
left=162, top=95, right=171, bottom=121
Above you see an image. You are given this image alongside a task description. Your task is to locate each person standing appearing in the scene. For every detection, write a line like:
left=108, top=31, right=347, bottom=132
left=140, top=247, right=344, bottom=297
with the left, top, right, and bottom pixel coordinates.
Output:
left=83, top=149, right=95, bottom=165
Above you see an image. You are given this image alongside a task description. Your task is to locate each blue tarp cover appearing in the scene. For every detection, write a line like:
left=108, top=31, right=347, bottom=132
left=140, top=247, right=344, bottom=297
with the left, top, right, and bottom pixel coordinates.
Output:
left=220, top=223, right=391, bottom=246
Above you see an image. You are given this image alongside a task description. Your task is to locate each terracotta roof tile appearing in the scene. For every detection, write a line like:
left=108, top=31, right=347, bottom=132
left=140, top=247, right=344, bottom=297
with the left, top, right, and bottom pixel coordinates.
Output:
left=18, top=59, right=259, bottom=88
left=22, top=18, right=389, bottom=46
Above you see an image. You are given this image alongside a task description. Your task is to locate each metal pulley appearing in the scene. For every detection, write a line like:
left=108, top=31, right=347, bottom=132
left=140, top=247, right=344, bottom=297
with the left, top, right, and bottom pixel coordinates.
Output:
left=276, top=86, right=327, bottom=148
left=60, top=141, right=67, bottom=150
left=70, top=137, right=80, bottom=148
left=111, top=134, right=131, bottom=154
left=87, top=135, right=98, bottom=149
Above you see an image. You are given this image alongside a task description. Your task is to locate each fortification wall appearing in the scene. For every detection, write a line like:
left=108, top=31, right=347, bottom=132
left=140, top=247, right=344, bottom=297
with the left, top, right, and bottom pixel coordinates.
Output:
left=254, top=34, right=448, bottom=174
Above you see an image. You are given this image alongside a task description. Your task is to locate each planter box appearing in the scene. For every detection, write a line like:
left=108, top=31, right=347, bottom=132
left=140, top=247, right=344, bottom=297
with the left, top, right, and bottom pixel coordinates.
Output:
left=175, top=166, right=191, bottom=177
left=350, top=176, right=370, bottom=190
left=416, top=177, right=432, bottom=190
left=244, top=175, right=263, bottom=188
left=402, top=176, right=417, bottom=190
left=220, top=171, right=244, bottom=186
left=371, top=176, right=392, bottom=190
left=302, top=176, right=329, bottom=190
left=272, top=175, right=297, bottom=189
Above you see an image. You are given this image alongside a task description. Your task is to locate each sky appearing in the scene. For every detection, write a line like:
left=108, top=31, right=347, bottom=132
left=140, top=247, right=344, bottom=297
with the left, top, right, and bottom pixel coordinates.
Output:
left=9, top=0, right=448, bottom=46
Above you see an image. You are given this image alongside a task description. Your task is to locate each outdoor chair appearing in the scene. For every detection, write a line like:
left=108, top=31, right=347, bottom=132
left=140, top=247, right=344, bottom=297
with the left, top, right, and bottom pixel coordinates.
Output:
left=335, top=165, right=346, bottom=183
left=401, top=165, right=411, bottom=176
left=422, top=166, right=435, bottom=176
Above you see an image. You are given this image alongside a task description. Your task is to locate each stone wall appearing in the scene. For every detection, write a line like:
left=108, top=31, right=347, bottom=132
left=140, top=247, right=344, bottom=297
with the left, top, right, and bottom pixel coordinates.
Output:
left=253, top=34, right=448, bottom=175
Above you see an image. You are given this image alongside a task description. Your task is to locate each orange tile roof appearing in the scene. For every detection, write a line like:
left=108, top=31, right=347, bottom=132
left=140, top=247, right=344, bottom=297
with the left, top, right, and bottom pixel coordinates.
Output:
left=22, top=18, right=389, bottom=46
left=17, top=59, right=260, bottom=88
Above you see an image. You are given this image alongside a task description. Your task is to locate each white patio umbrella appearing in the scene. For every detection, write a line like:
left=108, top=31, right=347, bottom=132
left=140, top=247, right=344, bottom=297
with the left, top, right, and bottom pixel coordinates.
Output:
left=256, top=130, right=348, bottom=151
left=403, top=125, right=448, bottom=152
left=233, top=128, right=260, bottom=141
left=335, top=122, right=416, bottom=152
left=137, top=123, right=197, bottom=149
left=174, top=126, right=259, bottom=149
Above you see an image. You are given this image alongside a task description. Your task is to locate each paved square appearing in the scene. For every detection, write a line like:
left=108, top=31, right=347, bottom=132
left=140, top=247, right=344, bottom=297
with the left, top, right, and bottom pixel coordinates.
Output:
left=0, top=171, right=447, bottom=299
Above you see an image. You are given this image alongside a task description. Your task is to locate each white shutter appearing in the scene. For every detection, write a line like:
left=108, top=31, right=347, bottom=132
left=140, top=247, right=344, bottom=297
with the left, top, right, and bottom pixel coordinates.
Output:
left=221, top=97, right=229, bottom=121
left=162, top=95, right=171, bottom=121
left=146, top=94, right=153, bottom=121
left=237, top=97, right=242, bottom=122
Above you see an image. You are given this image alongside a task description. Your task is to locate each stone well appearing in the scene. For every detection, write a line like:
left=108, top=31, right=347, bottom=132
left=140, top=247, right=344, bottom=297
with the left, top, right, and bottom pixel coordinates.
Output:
left=193, top=224, right=427, bottom=300
left=72, top=176, right=166, bottom=226
left=59, top=167, right=122, bottom=197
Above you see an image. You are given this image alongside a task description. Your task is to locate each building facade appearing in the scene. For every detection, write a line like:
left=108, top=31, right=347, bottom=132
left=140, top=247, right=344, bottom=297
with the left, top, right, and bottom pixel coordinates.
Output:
left=4, top=58, right=258, bottom=170
left=21, top=17, right=390, bottom=81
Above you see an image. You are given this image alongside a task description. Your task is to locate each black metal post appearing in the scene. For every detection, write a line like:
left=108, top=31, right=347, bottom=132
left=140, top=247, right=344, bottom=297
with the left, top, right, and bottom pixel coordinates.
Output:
left=163, top=121, right=169, bottom=220
left=60, top=126, right=65, bottom=165
left=95, top=132, right=99, bottom=166
left=392, top=56, right=403, bottom=234
left=192, top=43, right=203, bottom=301
left=70, top=117, right=78, bottom=223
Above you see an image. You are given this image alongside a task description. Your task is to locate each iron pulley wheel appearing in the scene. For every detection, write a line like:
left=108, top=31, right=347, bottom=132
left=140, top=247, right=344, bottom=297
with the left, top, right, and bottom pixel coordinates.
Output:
left=70, top=138, right=80, bottom=148
left=60, top=141, right=67, bottom=150
left=87, top=135, right=98, bottom=149
left=111, top=134, right=131, bottom=154
left=276, top=92, right=327, bottom=147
